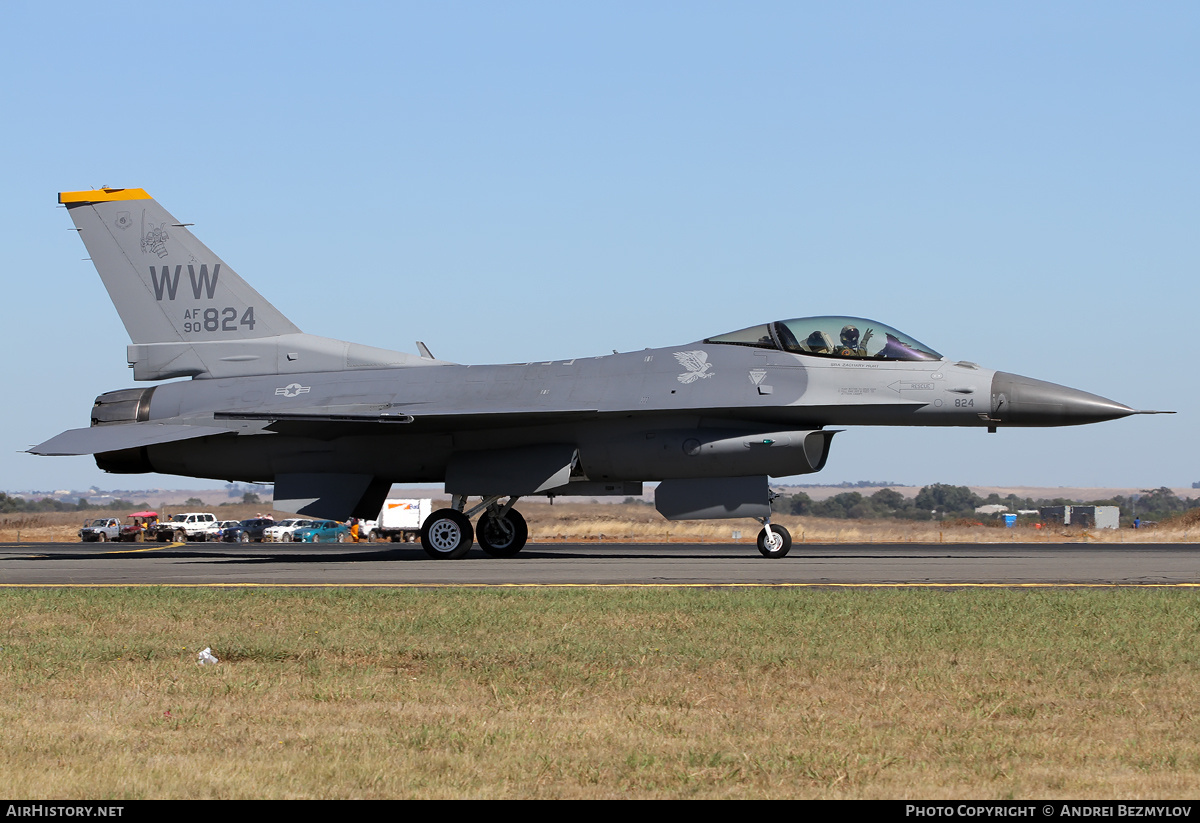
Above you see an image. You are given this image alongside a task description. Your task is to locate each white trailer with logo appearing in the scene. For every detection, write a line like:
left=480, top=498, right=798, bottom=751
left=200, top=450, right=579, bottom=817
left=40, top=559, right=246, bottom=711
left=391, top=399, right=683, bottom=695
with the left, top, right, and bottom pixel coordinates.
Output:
left=371, top=498, right=432, bottom=542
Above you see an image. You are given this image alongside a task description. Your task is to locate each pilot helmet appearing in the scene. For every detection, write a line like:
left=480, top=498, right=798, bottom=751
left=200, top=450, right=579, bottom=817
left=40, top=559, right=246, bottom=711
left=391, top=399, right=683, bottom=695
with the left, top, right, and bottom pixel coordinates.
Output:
left=840, top=325, right=860, bottom=348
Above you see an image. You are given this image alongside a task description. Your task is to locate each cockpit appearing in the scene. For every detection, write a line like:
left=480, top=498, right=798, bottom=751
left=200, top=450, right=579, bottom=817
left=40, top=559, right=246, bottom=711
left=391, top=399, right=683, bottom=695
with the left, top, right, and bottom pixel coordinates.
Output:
left=705, top=316, right=943, bottom=362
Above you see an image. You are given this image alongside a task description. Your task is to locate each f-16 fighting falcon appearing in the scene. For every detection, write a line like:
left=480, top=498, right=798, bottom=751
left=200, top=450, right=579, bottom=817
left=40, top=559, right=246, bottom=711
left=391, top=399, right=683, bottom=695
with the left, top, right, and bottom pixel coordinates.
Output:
left=31, top=188, right=1167, bottom=559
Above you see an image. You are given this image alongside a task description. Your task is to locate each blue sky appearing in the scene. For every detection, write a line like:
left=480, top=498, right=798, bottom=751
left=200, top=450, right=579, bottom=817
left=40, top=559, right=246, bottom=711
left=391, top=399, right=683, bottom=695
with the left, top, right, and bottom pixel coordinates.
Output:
left=1, top=1, right=1195, bottom=492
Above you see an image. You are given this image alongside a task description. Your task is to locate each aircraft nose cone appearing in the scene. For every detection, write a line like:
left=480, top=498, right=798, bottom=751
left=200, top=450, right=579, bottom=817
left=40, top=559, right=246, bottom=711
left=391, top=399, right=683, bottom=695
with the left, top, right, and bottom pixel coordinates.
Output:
left=990, top=372, right=1135, bottom=426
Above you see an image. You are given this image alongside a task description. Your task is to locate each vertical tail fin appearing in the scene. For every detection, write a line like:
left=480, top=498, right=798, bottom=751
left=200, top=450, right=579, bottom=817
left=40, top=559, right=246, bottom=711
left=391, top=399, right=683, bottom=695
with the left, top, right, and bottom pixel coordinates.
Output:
left=60, top=188, right=300, bottom=344
left=60, top=188, right=439, bottom=380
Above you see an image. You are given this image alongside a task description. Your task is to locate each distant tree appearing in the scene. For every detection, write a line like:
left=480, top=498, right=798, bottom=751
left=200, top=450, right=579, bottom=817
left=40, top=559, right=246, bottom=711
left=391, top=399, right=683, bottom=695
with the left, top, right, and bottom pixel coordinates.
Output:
left=914, top=484, right=980, bottom=518
left=812, top=491, right=865, bottom=519
left=184, top=497, right=204, bottom=507
left=1114, top=487, right=1194, bottom=523
left=778, top=491, right=813, bottom=515
left=1006, top=493, right=1033, bottom=510
left=242, top=492, right=261, bottom=505
left=871, top=488, right=908, bottom=511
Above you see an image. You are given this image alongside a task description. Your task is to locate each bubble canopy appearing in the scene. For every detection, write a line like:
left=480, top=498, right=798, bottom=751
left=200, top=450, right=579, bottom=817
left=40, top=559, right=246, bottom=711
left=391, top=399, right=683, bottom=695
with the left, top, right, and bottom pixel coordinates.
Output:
left=705, top=317, right=943, bottom=362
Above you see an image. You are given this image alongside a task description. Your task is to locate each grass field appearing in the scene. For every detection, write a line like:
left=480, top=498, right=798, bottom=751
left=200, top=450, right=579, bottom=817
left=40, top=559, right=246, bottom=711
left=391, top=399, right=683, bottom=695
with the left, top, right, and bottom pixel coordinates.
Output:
left=3, top=587, right=1199, bottom=798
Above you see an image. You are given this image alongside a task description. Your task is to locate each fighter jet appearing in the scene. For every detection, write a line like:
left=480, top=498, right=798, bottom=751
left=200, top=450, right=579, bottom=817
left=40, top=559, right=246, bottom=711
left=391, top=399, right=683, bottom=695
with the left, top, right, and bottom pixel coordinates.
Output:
left=31, top=188, right=1165, bottom=559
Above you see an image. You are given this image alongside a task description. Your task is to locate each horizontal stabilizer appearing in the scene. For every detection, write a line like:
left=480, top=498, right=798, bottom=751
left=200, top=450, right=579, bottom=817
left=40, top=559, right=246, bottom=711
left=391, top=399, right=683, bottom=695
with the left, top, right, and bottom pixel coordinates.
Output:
left=29, top=422, right=234, bottom=456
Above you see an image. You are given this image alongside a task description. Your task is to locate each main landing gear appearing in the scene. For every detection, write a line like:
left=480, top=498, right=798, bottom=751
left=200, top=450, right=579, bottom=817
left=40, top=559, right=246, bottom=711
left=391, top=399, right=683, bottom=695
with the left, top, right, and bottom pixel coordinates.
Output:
left=420, top=495, right=528, bottom=560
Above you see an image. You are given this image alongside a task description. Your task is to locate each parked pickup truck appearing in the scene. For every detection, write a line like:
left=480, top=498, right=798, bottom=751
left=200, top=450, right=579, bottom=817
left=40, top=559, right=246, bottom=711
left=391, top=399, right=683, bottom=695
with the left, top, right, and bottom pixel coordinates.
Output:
left=153, top=512, right=217, bottom=542
left=79, top=517, right=121, bottom=542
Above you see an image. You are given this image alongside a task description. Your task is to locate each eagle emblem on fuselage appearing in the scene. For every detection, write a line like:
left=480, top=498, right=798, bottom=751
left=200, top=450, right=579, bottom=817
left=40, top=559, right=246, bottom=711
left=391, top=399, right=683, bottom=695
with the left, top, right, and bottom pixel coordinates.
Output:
left=674, top=350, right=714, bottom=384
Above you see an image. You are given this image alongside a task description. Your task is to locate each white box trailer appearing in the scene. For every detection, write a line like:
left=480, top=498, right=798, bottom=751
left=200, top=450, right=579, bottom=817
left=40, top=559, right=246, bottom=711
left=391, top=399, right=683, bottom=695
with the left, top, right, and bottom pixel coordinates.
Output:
left=1038, top=505, right=1121, bottom=529
left=368, top=498, right=432, bottom=542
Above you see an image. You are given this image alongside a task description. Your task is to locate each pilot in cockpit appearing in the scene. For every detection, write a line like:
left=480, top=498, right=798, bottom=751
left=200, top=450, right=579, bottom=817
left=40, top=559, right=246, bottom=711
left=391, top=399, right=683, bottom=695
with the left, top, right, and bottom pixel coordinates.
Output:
left=836, top=324, right=874, bottom=357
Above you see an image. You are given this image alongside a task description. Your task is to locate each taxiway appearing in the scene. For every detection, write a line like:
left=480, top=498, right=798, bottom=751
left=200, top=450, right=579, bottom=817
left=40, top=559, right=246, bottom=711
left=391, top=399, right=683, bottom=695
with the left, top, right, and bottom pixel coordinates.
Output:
left=0, top=541, right=1196, bottom=586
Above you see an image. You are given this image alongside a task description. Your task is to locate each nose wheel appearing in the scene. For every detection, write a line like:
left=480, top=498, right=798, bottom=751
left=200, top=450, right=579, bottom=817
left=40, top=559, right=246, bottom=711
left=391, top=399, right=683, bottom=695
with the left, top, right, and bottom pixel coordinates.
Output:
left=756, top=521, right=792, bottom=558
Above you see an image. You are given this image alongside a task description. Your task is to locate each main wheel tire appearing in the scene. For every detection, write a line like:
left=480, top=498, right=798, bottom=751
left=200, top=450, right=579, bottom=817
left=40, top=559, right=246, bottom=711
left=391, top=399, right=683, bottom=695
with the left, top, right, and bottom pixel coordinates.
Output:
left=238, top=531, right=250, bottom=544
left=420, top=509, right=474, bottom=559
left=175, top=529, right=187, bottom=543
left=337, top=532, right=346, bottom=543
left=134, top=531, right=144, bottom=543
left=97, top=532, right=107, bottom=543
left=756, top=524, right=792, bottom=558
left=476, top=509, right=529, bottom=558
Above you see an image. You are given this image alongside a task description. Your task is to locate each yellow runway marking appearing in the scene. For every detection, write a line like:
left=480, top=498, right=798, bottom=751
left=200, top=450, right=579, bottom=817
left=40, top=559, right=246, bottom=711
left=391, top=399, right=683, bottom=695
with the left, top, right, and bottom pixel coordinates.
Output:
left=101, top=543, right=184, bottom=554
left=0, top=543, right=185, bottom=555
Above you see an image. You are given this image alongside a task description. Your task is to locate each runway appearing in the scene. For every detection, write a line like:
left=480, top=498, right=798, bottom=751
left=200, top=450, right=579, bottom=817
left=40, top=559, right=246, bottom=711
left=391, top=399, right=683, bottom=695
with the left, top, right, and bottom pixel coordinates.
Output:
left=1, top=540, right=1197, bottom=586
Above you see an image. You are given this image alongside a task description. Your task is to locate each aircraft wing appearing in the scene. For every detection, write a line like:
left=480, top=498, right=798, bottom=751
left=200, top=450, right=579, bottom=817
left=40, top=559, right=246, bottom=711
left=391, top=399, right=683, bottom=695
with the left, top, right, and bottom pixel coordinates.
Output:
left=214, top=407, right=603, bottom=437
left=214, top=400, right=929, bottom=436
left=28, top=422, right=237, bottom=456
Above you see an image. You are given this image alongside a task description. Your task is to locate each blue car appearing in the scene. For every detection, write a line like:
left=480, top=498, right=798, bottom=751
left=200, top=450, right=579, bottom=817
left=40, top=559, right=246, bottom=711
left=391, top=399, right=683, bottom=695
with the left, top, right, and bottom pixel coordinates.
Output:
left=292, top=521, right=349, bottom=543
left=220, top=518, right=277, bottom=543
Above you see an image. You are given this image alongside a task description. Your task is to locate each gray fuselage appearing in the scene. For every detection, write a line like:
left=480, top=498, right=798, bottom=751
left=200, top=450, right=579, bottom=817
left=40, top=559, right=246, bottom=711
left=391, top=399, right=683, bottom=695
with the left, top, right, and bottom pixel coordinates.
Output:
left=100, top=340, right=1093, bottom=486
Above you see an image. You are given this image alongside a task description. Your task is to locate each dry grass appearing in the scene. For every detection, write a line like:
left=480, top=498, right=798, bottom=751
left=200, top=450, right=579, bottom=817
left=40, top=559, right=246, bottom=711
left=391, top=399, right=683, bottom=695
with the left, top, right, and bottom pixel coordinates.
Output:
left=2, top=588, right=1200, bottom=799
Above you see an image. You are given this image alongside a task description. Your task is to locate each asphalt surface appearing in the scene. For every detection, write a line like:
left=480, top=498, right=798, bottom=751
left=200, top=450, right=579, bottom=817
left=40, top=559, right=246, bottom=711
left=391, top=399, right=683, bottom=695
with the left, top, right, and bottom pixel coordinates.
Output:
left=0, top=540, right=1197, bottom=586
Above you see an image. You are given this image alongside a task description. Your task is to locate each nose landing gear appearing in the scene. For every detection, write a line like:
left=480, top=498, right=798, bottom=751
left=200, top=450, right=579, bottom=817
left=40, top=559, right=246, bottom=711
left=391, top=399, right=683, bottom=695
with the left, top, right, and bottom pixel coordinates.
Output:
left=756, top=518, right=792, bottom=558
